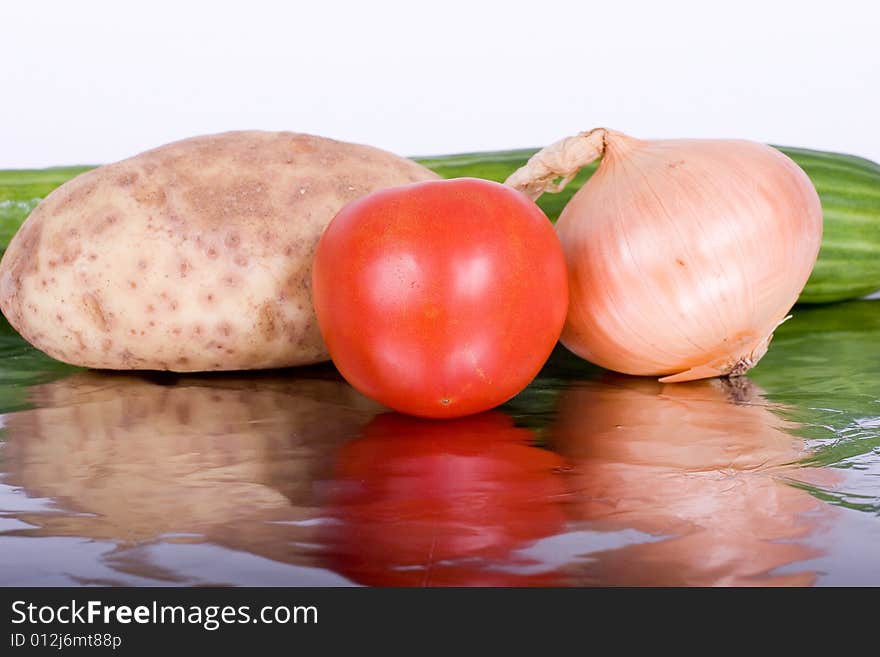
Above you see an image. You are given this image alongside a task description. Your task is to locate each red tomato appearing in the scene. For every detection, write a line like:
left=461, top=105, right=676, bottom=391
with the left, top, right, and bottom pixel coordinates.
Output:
left=321, top=412, right=567, bottom=586
left=312, top=178, right=568, bottom=418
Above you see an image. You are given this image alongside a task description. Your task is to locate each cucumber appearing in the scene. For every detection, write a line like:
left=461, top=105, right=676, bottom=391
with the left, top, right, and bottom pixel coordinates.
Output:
left=0, top=166, right=94, bottom=254
left=417, top=149, right=599, bottom=226
left=1, top=146, right=878, bottom=303
left=419, top=146, right=880, bottom=304
left=774, top=148, right=880, bottom=303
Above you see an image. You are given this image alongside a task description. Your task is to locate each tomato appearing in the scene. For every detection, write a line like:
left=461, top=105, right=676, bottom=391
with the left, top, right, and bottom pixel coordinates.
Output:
left=320, top=412, right=567, bottom=586
left=312, top=178, right=568, bottom=418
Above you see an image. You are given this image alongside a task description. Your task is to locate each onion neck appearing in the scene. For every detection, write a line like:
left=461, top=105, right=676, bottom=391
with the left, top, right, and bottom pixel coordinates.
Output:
left=505, top=128, right=636, bottom=201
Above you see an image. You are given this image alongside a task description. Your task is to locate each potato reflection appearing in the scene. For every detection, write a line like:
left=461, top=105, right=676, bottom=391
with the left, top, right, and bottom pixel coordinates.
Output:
left=322, top=412, right=567, bottom=586
left=550, top=375, right=832, bottom=586
left=2, top=370, right=382, bottom=579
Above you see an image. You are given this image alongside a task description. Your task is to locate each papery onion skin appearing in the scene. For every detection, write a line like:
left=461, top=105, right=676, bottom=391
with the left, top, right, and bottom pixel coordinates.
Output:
left=510, top=129, right=823, bottom=382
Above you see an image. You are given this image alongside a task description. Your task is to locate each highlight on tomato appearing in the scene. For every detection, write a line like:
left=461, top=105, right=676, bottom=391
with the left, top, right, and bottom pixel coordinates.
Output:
left=311, top=178, right=568, bottom=419
left=319, top=411, right=567, bottom=586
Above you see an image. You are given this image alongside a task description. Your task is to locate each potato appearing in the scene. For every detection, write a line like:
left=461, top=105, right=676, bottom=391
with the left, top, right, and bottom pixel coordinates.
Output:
left=0, top=131, right=439, bottom=370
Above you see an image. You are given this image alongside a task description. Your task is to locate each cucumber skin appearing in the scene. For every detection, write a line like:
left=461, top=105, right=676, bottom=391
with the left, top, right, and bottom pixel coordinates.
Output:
left=0, top=166, right=93, bottom=256
left=1, top=147, right=877, bottom=304
left=419, top=146, right=880, bottom=305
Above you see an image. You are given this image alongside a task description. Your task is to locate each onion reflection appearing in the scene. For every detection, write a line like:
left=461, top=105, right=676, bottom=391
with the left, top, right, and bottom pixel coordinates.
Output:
left=2, top=370, right=382, bottom=581
left=321, top=412, right=567, bottom=586
left=549, top=375, right=833, bottom=586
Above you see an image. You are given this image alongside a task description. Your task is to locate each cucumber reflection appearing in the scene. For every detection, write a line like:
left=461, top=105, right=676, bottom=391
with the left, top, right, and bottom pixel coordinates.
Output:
left=2, top=370, right=381, bottom=582
left=321, top=412, right=567, bottom=586
left=549, top=374, right=833, bottom=586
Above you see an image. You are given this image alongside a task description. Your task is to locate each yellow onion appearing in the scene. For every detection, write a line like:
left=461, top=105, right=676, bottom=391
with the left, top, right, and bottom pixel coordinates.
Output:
left=505, top=129, right=823, bottom=382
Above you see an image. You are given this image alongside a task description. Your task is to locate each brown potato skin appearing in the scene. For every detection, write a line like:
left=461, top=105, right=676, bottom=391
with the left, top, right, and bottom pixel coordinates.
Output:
left=0, top=131, right=439, bottom=370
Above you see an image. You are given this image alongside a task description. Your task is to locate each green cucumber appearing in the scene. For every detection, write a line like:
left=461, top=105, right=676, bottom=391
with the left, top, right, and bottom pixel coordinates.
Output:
left=1, top=145, right=877, bottom=304
left=0, top=166, right=94, bottom=255
left=774, top=148, right=880, bottom=303
left=419, top=145, right=880, bottom=304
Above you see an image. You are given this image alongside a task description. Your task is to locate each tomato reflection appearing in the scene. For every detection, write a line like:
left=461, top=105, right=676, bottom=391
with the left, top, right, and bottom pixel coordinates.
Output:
left=322, top=412, right=567, bottom=586
left=549, top=374, right=833, bottom=586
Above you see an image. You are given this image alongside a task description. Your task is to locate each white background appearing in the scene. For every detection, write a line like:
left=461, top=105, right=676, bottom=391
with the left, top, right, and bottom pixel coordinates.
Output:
left=2, top=0, right=878, bottom=168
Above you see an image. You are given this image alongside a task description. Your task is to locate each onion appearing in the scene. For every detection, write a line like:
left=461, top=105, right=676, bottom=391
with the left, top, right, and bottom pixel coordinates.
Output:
left=505, top=128, right=823, bottom=382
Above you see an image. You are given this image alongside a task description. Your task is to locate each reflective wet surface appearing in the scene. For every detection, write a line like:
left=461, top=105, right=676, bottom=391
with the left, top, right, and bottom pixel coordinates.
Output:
left=1, top=301, right=879, bottom=586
